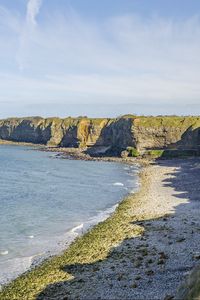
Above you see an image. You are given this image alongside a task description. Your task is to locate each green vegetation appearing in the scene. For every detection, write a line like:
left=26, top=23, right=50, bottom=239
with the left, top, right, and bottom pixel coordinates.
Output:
left=145, top=149, right=200, bottom=159
left=0, top=183, right=145, bottom=300
left=135, top=116, right=200, bottom=128
left=145, top=150, right=164, bottom=158
left=89, top=118, right=109, bottom=125
left=127, top=147, right=140, bottom=157
left=119, top=114, right=137, bottom=119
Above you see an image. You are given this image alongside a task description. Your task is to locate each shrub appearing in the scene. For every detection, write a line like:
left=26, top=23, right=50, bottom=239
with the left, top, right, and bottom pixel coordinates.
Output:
left=146, top=150, right=164, bottom=158
left=146, top=149, right=199, bottom=159
left=126, top=147, right=140, bottom=157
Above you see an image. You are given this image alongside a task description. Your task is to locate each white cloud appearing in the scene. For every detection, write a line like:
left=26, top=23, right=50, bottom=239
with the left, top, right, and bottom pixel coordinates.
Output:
left=16, top=0, right=42, bottom=70
left=26, top=0, right=42, bottom=26
left=0, top=4, right=200, bottom=115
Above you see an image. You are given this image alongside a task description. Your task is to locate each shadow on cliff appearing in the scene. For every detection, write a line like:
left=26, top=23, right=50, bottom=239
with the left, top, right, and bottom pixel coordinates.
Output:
left=177, top=126, right=200, bottom=150
left=85, top=118, right=135, bottom=157
left=163, top=126, right=200, bottom=157
left=85, top=122, right=200, bottom=158
left=155, top=126, right=200, bottom=154
left=35, top=158, right=200, bottom=300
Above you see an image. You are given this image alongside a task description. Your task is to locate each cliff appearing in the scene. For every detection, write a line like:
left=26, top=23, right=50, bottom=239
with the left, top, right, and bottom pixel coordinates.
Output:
left=0, top=115, right=200, bottom=155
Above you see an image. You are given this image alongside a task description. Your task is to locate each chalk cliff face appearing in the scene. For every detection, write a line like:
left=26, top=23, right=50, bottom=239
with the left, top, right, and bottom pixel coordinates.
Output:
left=0, top=116, right=200, bottom=154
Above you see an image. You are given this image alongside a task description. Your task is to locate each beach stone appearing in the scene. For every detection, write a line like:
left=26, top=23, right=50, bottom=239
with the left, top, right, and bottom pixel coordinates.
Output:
left=192, top=253, right=200, bottom=260
left=146, top=269, right=154, bottom=276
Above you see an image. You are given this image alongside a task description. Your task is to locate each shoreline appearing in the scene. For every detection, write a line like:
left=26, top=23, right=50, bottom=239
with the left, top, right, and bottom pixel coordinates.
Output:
left=0, top=154, right=200, bottom=299
left=29, top=202, right=121, bottom=277
left=0, top=161, right=145, bottom=299
left=0, top=148, right=140, bottom=289
left=0, top=139, right=144, bottom=164
left=0, top=139, right=44, bottom=148
left=0, top=203, right=121, bottom=287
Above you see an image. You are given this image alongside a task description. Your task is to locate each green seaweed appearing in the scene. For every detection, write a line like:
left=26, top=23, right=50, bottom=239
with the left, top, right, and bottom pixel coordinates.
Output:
left=0, top=177, right=145, bottom=300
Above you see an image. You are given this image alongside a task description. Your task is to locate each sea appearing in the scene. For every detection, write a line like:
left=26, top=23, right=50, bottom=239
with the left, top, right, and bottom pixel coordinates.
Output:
left=0, top=145, right=139, bottom=285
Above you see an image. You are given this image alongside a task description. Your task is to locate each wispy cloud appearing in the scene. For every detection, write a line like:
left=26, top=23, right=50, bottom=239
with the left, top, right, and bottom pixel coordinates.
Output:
left=17, top=0, right=42, bottom=70
left=0, top=2, right=200, bottom=116
left=26, top=0, right=42, bottom=26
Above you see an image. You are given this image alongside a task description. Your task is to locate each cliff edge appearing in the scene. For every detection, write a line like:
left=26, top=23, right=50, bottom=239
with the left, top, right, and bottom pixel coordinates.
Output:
left=0, top=115, right=200, bottom=155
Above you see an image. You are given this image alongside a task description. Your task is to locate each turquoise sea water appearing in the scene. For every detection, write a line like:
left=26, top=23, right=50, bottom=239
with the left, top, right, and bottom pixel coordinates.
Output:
left=0, top=145, right=138, bottom=284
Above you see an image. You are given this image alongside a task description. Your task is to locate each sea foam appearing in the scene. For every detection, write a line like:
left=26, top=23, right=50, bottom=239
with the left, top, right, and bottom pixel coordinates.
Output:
left=71, top=224, right=84, bottom=234
left=113, top=182, right=124, bottom=186
left=0, top=251, right=8, bottom=256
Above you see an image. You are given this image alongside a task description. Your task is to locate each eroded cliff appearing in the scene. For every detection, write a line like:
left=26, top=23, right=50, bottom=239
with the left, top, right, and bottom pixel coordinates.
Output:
left=0, top=115, right=200, bottom=154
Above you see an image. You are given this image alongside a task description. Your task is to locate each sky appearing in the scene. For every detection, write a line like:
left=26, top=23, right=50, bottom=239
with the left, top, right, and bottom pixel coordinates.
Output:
left=0, top=0, right=200, bottom=118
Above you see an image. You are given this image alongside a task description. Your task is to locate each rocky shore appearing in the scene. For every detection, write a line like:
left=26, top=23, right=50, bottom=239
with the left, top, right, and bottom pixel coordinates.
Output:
left=0, top=139, right=137, bottom=163
left=41, top=146, right=140, bottom=163
left=1, top=158, right=200, bottom=299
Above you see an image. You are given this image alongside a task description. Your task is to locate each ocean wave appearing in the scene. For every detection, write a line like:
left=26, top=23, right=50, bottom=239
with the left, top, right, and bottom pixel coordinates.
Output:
left=28, top=235, right=34, bottom=239
left=82, top=204, right=119, bottom=232
left=71, top=224, right=84, bottom=234
left=113, top=182, right=124, bottom=186
left=0, top=250, right=8, bottom=256
left=0, top=253, right=42, bottom=286
left=0, top=179, right=137, bottom=285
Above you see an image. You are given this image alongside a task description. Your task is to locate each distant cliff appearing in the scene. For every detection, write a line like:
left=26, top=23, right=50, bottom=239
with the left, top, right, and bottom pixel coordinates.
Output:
left=0, top=116, right=200, bottom=155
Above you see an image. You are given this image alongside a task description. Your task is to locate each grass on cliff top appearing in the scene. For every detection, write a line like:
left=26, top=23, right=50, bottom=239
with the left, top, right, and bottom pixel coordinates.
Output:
left=1, top=115, right=200, bottom=129
left=0, top=173, right=145, bottom=300
left=131, top=116, right=200, bottom=128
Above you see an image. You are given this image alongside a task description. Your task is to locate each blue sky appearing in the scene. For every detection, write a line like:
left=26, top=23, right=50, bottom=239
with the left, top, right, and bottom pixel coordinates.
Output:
left=0, top=0, right=200, bottom=118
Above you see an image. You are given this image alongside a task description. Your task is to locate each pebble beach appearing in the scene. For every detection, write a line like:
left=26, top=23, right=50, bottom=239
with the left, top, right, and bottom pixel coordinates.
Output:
left=1, top=158, right=200, bottom=299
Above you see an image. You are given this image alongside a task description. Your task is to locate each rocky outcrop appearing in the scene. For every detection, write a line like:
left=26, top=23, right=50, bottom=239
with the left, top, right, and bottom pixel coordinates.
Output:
left=0, top=117, right=52, bottom=144
left=131, top=117, right=200, bottom=151
left=0, top=116, right=200, bottom=154
left=175, top=264, right=200, bottom=300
